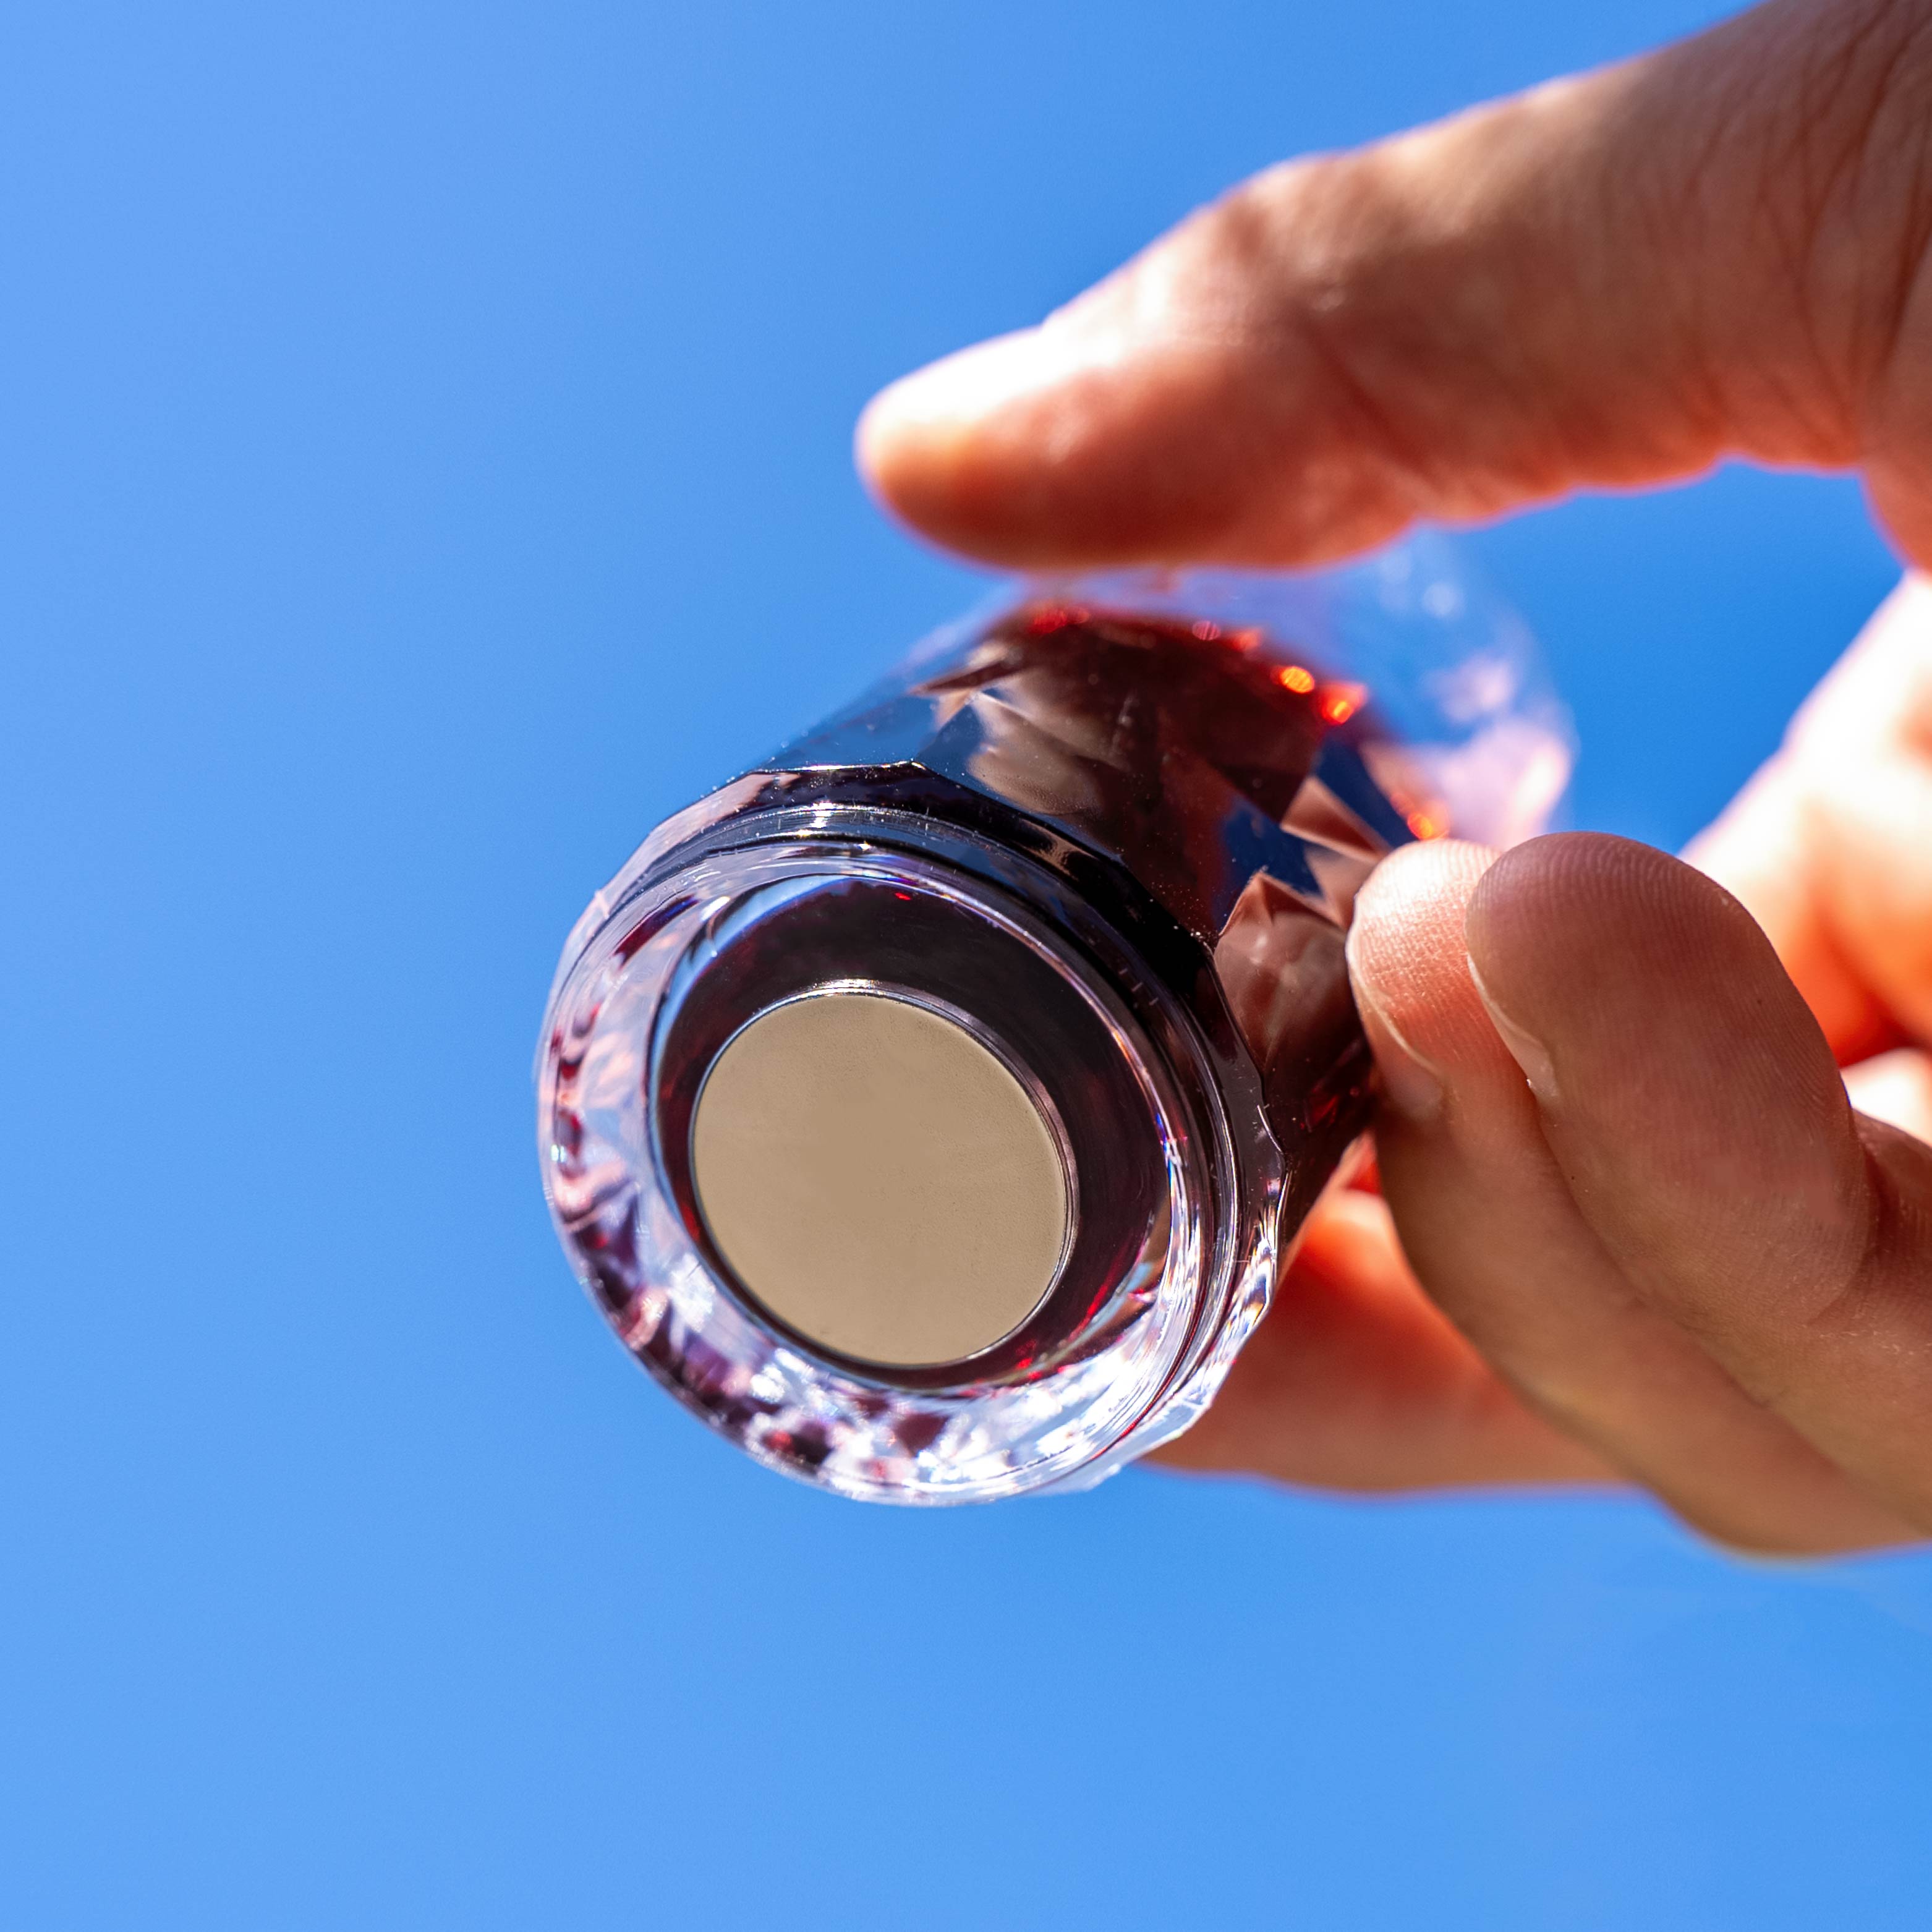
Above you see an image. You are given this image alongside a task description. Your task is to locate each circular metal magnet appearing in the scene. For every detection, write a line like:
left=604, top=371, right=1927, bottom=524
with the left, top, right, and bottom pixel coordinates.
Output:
left=691, top=989, right=1071, bottom=1368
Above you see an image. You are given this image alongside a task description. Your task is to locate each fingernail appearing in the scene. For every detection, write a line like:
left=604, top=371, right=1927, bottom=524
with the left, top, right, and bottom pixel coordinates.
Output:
left=1345, top=945, right=1445, bottom=1123
left=1468, top=961, right=1559, bottom=1107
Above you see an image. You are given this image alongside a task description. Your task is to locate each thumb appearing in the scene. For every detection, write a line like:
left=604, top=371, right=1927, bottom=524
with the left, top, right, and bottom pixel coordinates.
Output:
left=859, top=0, right=1932, bottom=570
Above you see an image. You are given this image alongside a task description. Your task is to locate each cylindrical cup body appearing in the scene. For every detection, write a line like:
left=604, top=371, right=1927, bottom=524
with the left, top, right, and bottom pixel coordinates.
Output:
left=537, top=550, right=1569, bottom=1502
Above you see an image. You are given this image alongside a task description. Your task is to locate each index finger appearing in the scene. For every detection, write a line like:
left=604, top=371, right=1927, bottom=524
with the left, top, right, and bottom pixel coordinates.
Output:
left=858, top=0, right=1932, bottom=571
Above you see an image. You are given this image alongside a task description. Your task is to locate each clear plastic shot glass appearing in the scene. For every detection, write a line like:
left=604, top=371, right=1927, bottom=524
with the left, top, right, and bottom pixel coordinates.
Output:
left=536, top=539, right=1570, bottom=1505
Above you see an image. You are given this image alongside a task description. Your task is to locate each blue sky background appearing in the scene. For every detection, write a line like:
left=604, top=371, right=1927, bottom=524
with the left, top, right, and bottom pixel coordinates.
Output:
left=3, top=2, right=1928, bottom=1926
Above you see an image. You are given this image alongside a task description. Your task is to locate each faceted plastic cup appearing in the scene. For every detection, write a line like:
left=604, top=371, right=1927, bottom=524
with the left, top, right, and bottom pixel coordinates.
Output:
left=536, top=542, right=1569, bottom=1503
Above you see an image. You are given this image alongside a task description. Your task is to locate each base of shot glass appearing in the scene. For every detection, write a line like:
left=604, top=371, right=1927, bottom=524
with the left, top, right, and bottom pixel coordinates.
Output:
left=537, top=550, right=1571, bottom=1502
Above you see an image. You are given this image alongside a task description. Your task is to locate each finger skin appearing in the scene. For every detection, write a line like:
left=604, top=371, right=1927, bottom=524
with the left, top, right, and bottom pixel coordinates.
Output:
left=1846, top=1047, right=1932, bottom=1143
left=1690, top=575, right=1932, bottom=1053
left=1152, top=1188, right=1618, bottom=1493
left=1350, top=838, right=1915, bottom=1553
left=859, top=0, right=1932, bottom=569
left=1466, top=833, right=1932, bottom=1531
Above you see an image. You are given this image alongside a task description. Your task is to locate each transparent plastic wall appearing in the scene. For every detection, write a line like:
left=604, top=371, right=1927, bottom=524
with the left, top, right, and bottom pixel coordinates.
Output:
left=1017, top=537, right=1574, bottom=849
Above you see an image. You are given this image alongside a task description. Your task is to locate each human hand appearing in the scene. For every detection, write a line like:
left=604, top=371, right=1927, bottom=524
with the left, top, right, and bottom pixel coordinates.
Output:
left=1152, top=583, right=1932, bottom=1555
left=857, top=0, right=1932, bottom=1551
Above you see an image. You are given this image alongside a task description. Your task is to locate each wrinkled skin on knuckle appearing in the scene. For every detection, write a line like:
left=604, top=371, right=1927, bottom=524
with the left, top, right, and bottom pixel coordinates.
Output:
left=1790, top=0, right=1932, bottom=440
left=1744, top=0, right=1932, bottom=514
left=1595, top=0, right=1932, bottom=479
left=1096, top=160, right=1440, bottom=558
left=1137, top=166, right=1311, bottom=347
left=1185, top=145, right=1577, bottom=534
